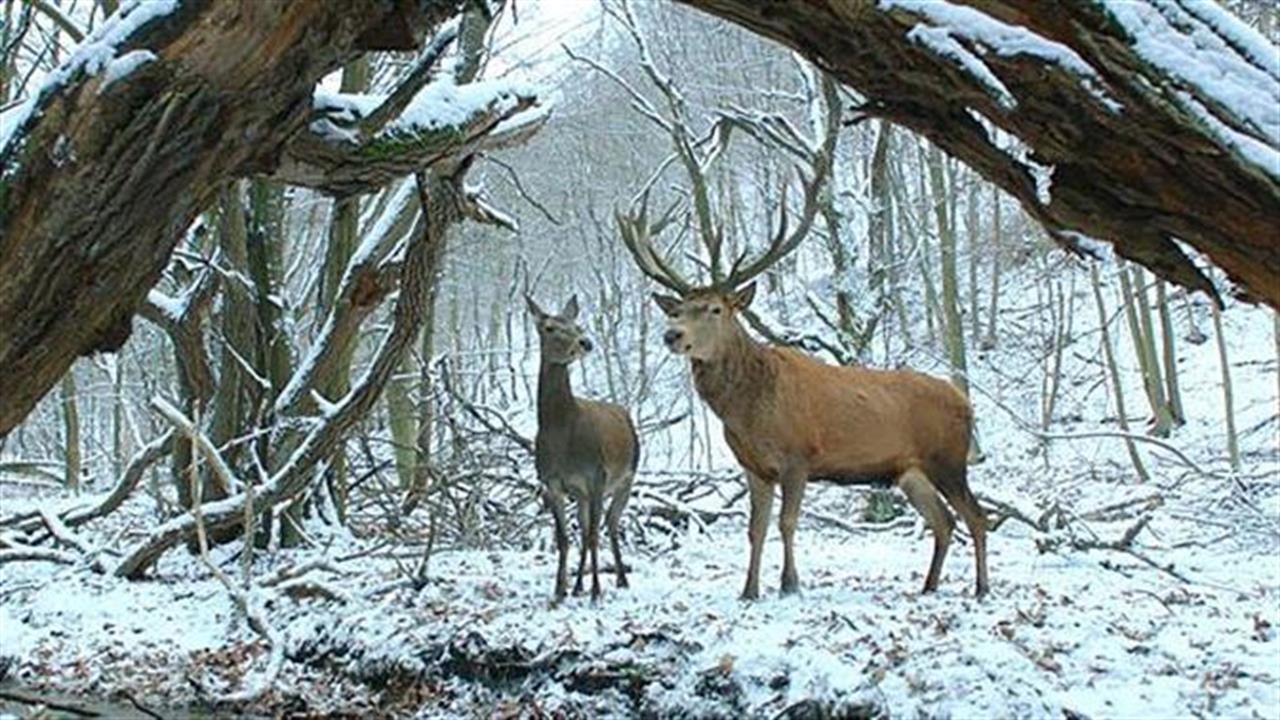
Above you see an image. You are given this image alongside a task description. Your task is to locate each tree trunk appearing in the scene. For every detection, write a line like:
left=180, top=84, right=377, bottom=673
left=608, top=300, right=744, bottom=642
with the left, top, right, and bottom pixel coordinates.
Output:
left=60, top=370, right=80, bottom=493
left=674, top=0, right=1280, bottom=307
left=965, top=171, right=981, bottom=343
left=982, top=184, right=1002, bottom=351
left=1211, top=297, right=1241, bottom=472
left=1155, top=280, right=1185, bottom=425
left=1090, top=265, right=1149, bottom=482
left=315, top=57, right=372, bottom=525
left=0, top=0, right=464, bottom=438
left=927, top=144, right=980, bottom=461
left=1118, top=264, right=1173, bottom=437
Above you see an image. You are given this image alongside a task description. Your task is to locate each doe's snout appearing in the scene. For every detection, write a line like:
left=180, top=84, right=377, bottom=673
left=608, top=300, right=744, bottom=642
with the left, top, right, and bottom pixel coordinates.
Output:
left=663, top=329, right=684, bottom=347
left=579, top=337, right=594, bottom=352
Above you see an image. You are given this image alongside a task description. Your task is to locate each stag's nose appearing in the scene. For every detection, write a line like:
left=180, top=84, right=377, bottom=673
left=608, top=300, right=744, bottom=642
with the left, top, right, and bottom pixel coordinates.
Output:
left=579, top=337, right=594, bottom=352
left=663, top=329, right=684, bottom=347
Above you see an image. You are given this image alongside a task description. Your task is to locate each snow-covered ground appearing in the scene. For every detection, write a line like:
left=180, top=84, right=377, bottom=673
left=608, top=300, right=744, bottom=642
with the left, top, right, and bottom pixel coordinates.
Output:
left=2, top=269, right=1278, bottom=718
left=1, top=492, right=1277, bottom=718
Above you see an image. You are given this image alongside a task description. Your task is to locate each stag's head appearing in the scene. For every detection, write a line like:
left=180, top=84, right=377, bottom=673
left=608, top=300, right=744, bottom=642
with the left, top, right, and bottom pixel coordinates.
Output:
left=652, top=284, right=755, bottom=360
left=526, top=295, right=593, bottom=365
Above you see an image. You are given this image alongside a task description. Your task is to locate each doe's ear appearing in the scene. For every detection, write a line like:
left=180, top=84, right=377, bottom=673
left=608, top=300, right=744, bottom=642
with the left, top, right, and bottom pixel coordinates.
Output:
left=561, top=294, right=580, bottom=320
left=525, top=294, right=546, bottom=320
left=652, top=293, right=681, bottom=316
left=732, top=282, right=757, bottom=309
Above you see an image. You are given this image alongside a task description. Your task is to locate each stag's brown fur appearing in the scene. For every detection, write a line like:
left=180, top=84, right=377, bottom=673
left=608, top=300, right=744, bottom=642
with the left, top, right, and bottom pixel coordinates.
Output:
left=657, top=285, right=989, bottom=599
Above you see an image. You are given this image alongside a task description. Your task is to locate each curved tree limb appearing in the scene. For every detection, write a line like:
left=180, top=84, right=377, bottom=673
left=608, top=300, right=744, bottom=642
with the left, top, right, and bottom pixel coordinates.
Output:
left=674, top=0, right=1280, bottom=307
left=0, top=0, right=465, bottom=438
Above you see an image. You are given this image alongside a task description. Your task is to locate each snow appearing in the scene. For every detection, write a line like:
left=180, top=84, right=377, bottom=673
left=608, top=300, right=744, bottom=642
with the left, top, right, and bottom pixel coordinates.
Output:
left=882, top=0, right=1122, bottom=113
left=1059, top=231, right=1117, bottom=263
left=98, top=49, right=157, bottom=92
left=2, top=277, right=1277, bottom=715
left=905, top=24, right=1017, bottom=110
left=144, top=288, right=185, bottom=324
left=1097, top=0, right=1280, bottom=179
left=311, top=77, right=540, bottom=144
left=0, top=0, right=178, bottom=159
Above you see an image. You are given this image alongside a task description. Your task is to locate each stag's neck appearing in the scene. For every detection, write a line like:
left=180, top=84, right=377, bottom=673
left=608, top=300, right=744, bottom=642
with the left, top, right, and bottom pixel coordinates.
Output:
left=691, top=322, right=774, bottom=425
left=537, top=360, right=578, bottom=427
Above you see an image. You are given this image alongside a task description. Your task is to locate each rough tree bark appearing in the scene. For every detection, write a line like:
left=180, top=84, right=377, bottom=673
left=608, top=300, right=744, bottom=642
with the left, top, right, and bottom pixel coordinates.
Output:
left=0, top=0, right=463, bottom=437
left=674, top=0, right=1280, bottom=306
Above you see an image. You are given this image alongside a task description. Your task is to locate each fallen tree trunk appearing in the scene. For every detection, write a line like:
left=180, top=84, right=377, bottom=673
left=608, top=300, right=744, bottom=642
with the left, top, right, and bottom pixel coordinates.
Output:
left=674, top=0, right=1280, bottom=307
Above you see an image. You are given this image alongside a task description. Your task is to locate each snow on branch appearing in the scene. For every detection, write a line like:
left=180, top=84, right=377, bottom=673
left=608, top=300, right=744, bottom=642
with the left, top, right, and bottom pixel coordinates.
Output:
left=882, top=0, right=1120, bottom=112
left=276, top=78, right=550, bottom=195
left=0, top=0, right=179, bottom=164
left=1097, top=0, right=1280, bottom=180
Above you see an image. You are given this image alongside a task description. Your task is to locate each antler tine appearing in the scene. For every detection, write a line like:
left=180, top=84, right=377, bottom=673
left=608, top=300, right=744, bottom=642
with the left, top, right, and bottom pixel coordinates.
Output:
left=615, top=191, right=693, bottom=294
left=722, top=71, right=839, bottom=290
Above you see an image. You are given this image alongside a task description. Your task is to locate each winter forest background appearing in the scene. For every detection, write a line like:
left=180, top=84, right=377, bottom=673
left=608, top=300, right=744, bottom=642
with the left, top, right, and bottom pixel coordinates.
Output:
left=0, top=0, right=1277, bottom=717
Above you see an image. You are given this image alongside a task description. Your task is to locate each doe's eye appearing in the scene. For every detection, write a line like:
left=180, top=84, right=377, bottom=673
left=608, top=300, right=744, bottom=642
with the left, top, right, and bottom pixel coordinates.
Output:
left=711, top=306, right=722, bottom=315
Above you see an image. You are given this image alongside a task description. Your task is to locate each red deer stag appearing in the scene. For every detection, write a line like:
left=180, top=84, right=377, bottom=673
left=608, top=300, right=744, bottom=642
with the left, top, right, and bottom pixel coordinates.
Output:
left=618, top=168, right=988, bottom=602
left=527, top=295, right=639, bottom=602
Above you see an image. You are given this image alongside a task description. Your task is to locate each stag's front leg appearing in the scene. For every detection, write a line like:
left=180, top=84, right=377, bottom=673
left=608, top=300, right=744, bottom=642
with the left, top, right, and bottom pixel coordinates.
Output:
left=546, top=485, right=571, bottom=601
left=742, top=472, right=773, bottom=600
left=778, top=471, right=807, bottom=595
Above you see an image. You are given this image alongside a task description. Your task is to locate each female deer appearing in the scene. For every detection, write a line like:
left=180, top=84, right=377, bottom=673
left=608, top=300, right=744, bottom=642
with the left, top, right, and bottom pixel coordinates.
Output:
left=527, top=295, right=639, bottom=601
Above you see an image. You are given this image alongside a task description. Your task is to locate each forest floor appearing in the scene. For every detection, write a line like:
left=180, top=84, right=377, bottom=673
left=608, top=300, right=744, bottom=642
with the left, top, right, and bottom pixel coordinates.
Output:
left=2, top=287, right=1279, bottom=718
left=1, top=463, right=1278, bottom=719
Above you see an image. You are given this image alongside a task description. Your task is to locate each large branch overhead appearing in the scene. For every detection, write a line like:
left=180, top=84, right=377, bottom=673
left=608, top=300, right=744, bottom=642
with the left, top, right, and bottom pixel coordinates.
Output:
left=674, top=0, right=1280, bottom=308
left=0, top=0, right=551, bottom=437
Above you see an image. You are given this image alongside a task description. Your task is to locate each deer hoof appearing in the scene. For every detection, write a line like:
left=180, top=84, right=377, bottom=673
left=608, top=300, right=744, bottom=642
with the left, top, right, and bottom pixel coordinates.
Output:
left=740, top=587, right=759, bottom=601
left=780, top=582, right=800, bottom=596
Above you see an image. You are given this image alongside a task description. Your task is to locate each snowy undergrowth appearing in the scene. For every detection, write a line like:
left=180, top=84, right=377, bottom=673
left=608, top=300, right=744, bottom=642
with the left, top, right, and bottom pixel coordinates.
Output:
left=2, top=272, right=1277, bottom=718
left=1, top=494, right=1277, bottom=718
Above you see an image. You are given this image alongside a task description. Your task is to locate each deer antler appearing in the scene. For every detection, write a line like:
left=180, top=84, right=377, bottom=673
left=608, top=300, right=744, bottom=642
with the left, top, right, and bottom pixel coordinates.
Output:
left=721, top=72, right=840, bottom=289
left=615, top=189, right=692, bottom=294
left=593, top=0, right=840, bottom=294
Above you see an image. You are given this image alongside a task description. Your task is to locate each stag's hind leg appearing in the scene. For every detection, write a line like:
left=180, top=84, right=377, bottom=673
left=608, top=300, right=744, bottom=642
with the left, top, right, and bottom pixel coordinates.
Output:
left=897, top=468, right=954, bottom=593
left=938, top=481, right=990, bottom=597
left=606, top=475, right=634, bottom=589
left=778, top=472, right=807, bottom=595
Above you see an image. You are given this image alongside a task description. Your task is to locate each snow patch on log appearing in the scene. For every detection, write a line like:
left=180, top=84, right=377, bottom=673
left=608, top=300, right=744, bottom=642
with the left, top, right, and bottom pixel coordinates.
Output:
left=98, top=49, right=157, bottom=92
left=1098, top=0, right=1280, bottom=178
left=311, top=77, right=539, bottom=144
left=906, top=24, right=1017, bottom=110
left=0, top=0, right=178, bottom=159
left=883, top=0, right=1121, bottom=112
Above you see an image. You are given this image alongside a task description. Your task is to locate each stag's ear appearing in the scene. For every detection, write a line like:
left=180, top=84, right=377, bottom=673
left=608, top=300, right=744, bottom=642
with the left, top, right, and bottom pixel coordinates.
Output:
left=652, top=293, right=681, bottom=316
left=732, top=283, right=757, bottom=309
left=525, top=294, right=546, bottom=320
left=561, top=294, right=580, bottom=320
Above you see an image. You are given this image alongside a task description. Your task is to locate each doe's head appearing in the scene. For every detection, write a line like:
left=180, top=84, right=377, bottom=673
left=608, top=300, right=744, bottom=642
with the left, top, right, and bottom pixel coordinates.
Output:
left=651, top=283, right=756, bottom=360
left=526, top=294, right=594, bottom=365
